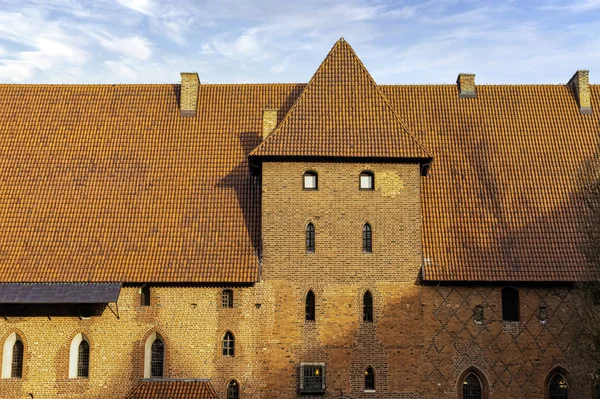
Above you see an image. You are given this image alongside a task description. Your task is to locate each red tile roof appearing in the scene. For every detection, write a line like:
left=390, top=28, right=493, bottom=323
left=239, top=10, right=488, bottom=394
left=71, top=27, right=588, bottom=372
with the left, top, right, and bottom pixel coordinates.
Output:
left=0, top=40, right=597, bottom=282
left=126, top=379, right=218, bottom=399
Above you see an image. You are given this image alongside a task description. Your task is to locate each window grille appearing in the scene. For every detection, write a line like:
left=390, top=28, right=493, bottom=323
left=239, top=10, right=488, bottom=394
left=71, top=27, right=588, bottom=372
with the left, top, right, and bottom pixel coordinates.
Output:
left=473, top=305, right=484, bottom=325
left=549, top=373, right=568, bottom=399
left=359, top=171, right=374, bottom=190
left=303, top=172, right=318, bottom=190
left=363, top=224, right=372, bottom=253
left=151, top=339, right=164, bottom=377
left=300, top=364, right=325, bottom=394
left=363, top=291, right=373, bottom=323
left=227, top=380, right=239, bottom=399
left=306, top=223, right=315, bottom=253
left=306, top=291, right=315, bottom=322
left=223, top=331, right=235, bottom=357
left=365, top=367, right=375, bottom=390
left=11, top=340, right=23, bottom=378
left=222, top=289, right=234, bottom=308
left=141, top=286, right=150, bottom=307
left=501, top=287, right=520, bottom=322
left=77, top=340, right=90, bottom=378
left=462, top=373, right=482, bottom=399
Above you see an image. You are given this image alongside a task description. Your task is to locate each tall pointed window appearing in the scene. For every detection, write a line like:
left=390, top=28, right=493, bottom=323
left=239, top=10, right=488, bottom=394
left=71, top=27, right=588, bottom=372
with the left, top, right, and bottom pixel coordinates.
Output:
left=360, top=171, right=374, bottom=190
left=306, top=223, right=315, bottom=253
left=365, top=367, right=375, bottom=390
left=303, top=171, right=318, bottom=190
left=548, top=372, right=568, bottom=399
left=223, top=331, right=235, bottom=357
left=140, top=285, right=151, bottom=307
left=306, top=290, right=316, bottom=322
left=462, top=373, right=482, bottom=399
left=502, top=287, right=520, bottom=322
left=77, top=340, right=90, bottom=378
left=10, top=339, right=23, bottom=379
left=151, top=338, right=164, bottom=377
left=363, top=291, right=373, bottom=323
left=222, top=289, right=234, bottom=308
left=363, top=223, right=372, bottom=253
left=227, top=380, right=239, bottom=399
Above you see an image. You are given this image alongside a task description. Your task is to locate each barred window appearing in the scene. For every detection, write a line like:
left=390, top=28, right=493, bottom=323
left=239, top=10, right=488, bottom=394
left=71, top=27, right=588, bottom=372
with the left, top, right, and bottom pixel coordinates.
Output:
left=223, top=331, right=235, bottom=357
left=502, top=287, right=520, bottom=322
left=306, top=290, right=316, bottom=322
left=141, top=286, right=150, bottom=307
left=363, top=223, right=372, bottom=253
left=359, top=171, right=374, bottom=190
left=11, top=340, right=23, bottom=379
left=365, top=367, right=375, bottom=390
left=77, top=340, right=90, bottom=378
left=303, top=171, right=318, bottom=190
left=151, top=339, right=164, bottom=378
left=300, top=364, right=325, bottom=394
left=548, top=372, right=568, bottom=399
left=462, top=373, right=482, bottom=399
left=222, top=289, right=234, bottom=308
left=363, top=291, right=373, bottom=323
left=227, top=380, right=239, bottom=399
left=306, top=223, right=315, bottom=253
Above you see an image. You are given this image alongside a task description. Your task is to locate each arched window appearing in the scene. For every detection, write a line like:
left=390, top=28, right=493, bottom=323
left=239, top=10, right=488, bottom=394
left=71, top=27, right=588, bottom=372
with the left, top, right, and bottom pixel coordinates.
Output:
left=548, top=371, right=569, bottom=399
left=365, top=367, right=375, bottom=391
left=222, top=289, right=234, bottom=308
left=502, top=287, right=520, bottom=322
left=227, top=380, right=239, bottom=399
left=306, top=223, right=315, bottom=253
left=77, top=340, right=90, bottom=378
left=303, top=171, right=318, bottom=190
left=458, top=367, right=488, bottom=399
left=306, top=290, right=316, bottom=322
left=151, top=339, right=164, bottom=377
left=68, top=333, right=89, bottom=379
left=223, top=331, right=235, bottom=357
left=144, top=332, right=164, bottom=378
left=363, top=223, right=372, bottom=253
left=140, top=285, right=150, bottom=307
left=2, top=333, right=24, bottom=379
left=360, top=171, right=374, bottom=190
left=363, top=291, right=373, bottom=323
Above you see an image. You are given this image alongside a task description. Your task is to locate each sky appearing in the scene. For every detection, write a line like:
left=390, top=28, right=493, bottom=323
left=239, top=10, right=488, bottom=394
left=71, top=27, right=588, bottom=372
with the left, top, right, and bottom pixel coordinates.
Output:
left=0, top=0, right=599, bottom=84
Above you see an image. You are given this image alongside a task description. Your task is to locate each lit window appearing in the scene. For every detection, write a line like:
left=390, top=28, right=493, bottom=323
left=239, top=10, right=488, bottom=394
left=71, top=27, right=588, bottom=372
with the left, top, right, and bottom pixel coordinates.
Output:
left=363, top=224, right=372, bottom=253
left=502, top=287, right=520, bottom=322
left=462, top=373, right=482, bottom=399
left=223, top=331, right=235, bottom=357
left=303, top=171, right=318, bottom=190
left=306, top=223, right=315, bottom=253
left=548, top=372, right=568, bottom=399
left=306, top=290, right=316, bottom=322
left=365, top=367, right=375, bottom=391
left=141, top=286, right=151, bottom=307
left=363, top=291, right=373, bottom=323
left=227, top=380, right=239, bottom=399
left=360, top=171, right=374, bottom=190
left=299, top=363, right=325, bottom=394
left=222, top=289, right=234, bottom=308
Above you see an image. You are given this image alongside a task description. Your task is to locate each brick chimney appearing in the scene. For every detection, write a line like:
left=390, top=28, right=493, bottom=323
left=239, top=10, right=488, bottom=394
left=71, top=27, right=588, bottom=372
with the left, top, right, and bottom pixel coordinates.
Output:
left=180, top=72, right=199, bottom=117
left=568, top=70, right=592, bottom=114
left=456, top=73, right=476, bottom=98
left=262, top=109, right=278, bottom=140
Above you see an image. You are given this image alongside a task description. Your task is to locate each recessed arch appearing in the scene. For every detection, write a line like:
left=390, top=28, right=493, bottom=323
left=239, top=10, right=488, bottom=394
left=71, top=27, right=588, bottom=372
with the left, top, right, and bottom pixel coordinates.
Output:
left=68, top=333, right=90, bottom=379
left=363, top=290, right=373, bottom=323
left=546, top=366, right=571, bottom=399
left=144, top=332, right=165, bottom=378
left=2, top=332, right=24, bottom=379
left=457, top=366, right=489, bottom=399
left=305, top=290, right=316, bottom=322
left=227, top=379, right=240, bottom=399
left=364, top=366, right=375, bottom=391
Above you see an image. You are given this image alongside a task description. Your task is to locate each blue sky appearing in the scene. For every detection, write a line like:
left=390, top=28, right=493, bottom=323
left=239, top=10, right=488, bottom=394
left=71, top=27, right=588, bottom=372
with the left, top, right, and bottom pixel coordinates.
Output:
left=0, top=0, right=599, bottom=84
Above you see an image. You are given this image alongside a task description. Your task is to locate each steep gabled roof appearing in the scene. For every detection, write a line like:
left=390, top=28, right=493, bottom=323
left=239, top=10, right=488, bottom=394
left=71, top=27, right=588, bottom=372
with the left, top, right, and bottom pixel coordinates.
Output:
left=250, top=39, right=431, bottom=166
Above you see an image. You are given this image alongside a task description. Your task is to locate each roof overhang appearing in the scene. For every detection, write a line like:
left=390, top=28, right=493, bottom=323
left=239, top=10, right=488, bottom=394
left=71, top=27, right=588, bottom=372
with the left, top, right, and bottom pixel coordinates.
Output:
left=0, top=283, right=121, bottom=304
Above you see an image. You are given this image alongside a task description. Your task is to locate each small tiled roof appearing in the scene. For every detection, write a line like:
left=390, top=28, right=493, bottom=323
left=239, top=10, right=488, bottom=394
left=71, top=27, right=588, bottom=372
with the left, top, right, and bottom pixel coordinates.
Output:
left=126, top=379, right=218, bottom=399
left=249, top=39, right=432, bottom=165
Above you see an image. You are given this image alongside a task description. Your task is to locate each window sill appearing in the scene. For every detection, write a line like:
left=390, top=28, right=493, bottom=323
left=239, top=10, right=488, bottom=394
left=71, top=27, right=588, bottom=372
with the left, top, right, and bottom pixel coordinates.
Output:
left=364, top=390, right=376, bottom=393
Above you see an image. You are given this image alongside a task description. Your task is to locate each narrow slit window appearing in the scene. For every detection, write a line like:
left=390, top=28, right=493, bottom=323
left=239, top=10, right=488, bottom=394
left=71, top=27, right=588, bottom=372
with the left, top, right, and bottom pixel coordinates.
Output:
left=223, top=331, right=235, bottom=357
left=365, top=367, right=375, bottom=390
left=306, top=223, right=315, bottom=253
left=227, top=380, right=239, bottom=399
left=360, top=171, right=374, bottom=190
left=151, top=338, right=164, bottom=378
left=141, top=286, right=151, bottom=307
left=222, top=289, right=234, bottom=308
left=306, top=290, right=316, bottom=322
left=11, top=340, right=23, bottom=379
left=303, top=171, right=318, bottom=190
left=363, top=291, right=373, bottom=323
left=502, top=287, right=520, bottom=322
left=363, top=223, right=372, bottom=253
left=77, top=340, right=90, bottom=378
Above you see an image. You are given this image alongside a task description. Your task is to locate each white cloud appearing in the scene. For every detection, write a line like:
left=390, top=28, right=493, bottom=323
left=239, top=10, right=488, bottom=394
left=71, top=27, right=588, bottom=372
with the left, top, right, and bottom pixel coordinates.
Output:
left=116, top=0, right=154, bottom=15
left=97, top=35, right=153, bottom=60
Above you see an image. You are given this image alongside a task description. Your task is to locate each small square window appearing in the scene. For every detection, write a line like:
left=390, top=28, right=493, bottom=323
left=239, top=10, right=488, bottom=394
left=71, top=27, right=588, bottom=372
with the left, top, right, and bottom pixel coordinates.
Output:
left=299, top=363, right=325, bottom=394
left=360, top=172, right=374, bottom=190
left=303, top=172, right=318, bottom=190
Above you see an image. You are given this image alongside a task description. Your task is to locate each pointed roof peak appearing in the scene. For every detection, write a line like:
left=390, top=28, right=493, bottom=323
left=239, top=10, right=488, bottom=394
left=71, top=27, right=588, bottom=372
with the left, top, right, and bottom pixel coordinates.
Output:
left=250, top=40, right=432, bottom=171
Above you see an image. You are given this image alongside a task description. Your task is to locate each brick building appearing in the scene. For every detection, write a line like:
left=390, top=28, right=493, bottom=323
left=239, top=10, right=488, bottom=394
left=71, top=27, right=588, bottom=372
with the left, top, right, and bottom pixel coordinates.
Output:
left=0, top=38, right=598, bottom=398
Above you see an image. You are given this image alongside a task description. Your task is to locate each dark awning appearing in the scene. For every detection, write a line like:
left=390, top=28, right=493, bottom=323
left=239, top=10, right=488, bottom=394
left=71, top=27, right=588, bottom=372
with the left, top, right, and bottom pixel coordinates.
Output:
left=0, top=283, right=121, bottom=304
